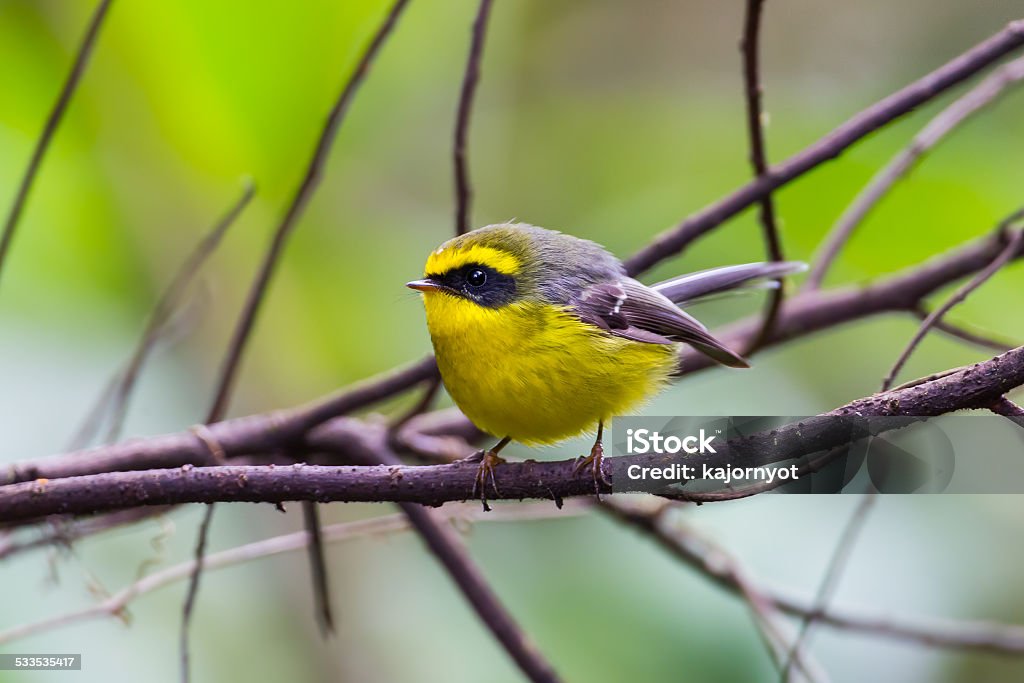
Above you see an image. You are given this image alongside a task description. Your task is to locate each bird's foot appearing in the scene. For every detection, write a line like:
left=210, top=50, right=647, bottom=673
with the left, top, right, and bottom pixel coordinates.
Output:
left=573, top=440, right=610, bottom=498
left=469, top=450, right=506, bottom=512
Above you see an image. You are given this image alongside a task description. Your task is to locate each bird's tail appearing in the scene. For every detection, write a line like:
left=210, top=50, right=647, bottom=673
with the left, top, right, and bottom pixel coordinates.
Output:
left=652, top=261, right=806, bottom=305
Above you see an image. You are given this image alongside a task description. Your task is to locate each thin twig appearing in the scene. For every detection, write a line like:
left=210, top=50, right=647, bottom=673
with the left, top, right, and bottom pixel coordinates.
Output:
left=69, top=180, right=255, bottom=449
left=781, top=494, right=877, bottom=682
left=179, top=430, right=229, bottom=681
left=178, top=3, right=413, bottom=672
left=613, top=500, right=827, bottom=682
left=601, top=497, right=1024, bottom=656
left=0, top=502, right=585, bottom=646
left=672, top=506, right=825, bottom=680
left=913, top=305, right=1015, bottom=353
left=625, top=19, right=1024, bottom=276
left=0, top=508, right=171, bottom=561
left=0, top=0, right=115, bottom=290
left=453, top=0, right=495, bottom=235
left=675, top=224, right=1024, bottom=377
left=300, top=500, right=333, bottom=635
left=740, top=0, right=786, bottom=352
left=807, top=55, right=1024, bottom=289
left=4, top=356, right=438, bottom=485
left=206, top=0, right=411, bottom=420
left=341, top=432, right=563, bottom=683
left=389, top=376, right=443, bottom=432
left=740, top=578, right=819, bottom=681
left=400, top=503, right=562, bottom=683
left=179, top=504, right=212, bottom=682
left=392, top=0, right=496, bottom=444
left=990, top=396, right=1024, bottom=417
left=291, top=355, right=438, bottom=434
left=882, top=218, right=1024, bottom=390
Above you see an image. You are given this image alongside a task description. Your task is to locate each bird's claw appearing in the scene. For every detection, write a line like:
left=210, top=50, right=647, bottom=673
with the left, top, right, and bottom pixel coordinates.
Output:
left=573, top=440, right=610, bottom=498
left=470, top=450, right=505, bottom=512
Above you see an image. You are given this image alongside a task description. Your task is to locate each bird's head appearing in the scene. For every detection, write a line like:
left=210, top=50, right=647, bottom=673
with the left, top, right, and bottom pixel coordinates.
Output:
left=407, top=223, right=623, bottom=309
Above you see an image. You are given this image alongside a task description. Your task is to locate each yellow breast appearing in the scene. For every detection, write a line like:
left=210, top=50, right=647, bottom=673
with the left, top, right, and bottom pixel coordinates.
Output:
left=421, top=292, right=677, bottom=445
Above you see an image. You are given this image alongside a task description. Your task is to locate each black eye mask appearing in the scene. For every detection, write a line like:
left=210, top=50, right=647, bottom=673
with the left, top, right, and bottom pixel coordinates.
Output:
left=431, top=263, right=517, bottom=308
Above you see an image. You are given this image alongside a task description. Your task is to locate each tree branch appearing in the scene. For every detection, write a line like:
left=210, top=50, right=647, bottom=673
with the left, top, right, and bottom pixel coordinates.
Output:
left=806, top=55, right=1024, bottom=290
left=625, top=19, right=1024, bottom=276
left=206, top=0, right=412, bottom=420
left=4, top=343, right=1023, bottom=520
left=0, top=0, right=116, bottom=290
left=70, top=179, right=254, bottom=449
left=913, top=306, right=1015, bottom=353
left=453, top=0, right=495, bottom=235
left=182, top=0, right=413, bottom=645
left=675, top=226, right=1024, bottom=375
left=781, top=494, right=876, bottom=681
left=3, top=356, right=438, bottom=486
left=333, top=429, right=562, bottom=683
left=0, top=502, right=585, bottom=646
left=601, top=497, right=1024, bottom=655
left=881, top=222, right=1023, bottom=390
left=740, top=0, right=787, bottom=353
left=990, top=396, right=1024, bottom=418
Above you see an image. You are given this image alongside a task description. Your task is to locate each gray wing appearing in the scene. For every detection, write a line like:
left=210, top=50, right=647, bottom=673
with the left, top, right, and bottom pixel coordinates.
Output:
left=572, top=279, right=749, bottom=368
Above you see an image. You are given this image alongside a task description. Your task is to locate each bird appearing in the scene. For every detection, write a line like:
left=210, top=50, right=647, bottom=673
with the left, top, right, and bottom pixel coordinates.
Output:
left=406, top=223, right=804, bottom=506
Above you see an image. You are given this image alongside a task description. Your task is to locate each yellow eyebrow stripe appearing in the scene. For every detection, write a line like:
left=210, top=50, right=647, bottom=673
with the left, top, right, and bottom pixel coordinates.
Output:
left=425, top=244, right=521, bottom=276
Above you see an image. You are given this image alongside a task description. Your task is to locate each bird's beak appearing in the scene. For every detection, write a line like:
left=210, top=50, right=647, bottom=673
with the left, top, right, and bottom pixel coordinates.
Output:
left=406, top=278, right=441, bottom=292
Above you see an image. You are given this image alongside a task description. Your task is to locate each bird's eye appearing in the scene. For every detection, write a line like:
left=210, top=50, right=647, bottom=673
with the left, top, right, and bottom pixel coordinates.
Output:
left=466, top=268, right=487, bottom=287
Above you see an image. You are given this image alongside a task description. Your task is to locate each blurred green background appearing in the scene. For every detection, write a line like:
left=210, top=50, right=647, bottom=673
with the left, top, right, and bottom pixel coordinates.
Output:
left=2, top=0, right=1024, bottom=681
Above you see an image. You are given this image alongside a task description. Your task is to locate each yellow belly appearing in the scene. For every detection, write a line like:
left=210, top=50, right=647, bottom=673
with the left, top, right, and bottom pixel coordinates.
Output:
left=423, top=294, right=676, bottom=445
